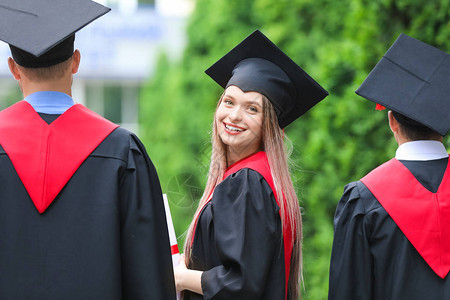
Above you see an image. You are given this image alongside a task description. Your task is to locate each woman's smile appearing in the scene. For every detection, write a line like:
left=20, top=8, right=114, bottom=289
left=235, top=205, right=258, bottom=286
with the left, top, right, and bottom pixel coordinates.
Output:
left=223, top=122, right=246, bottom=134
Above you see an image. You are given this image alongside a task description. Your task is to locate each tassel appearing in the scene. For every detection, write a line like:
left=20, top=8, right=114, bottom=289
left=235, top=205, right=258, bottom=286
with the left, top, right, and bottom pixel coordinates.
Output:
left=375, top=103, right=386, bottom=111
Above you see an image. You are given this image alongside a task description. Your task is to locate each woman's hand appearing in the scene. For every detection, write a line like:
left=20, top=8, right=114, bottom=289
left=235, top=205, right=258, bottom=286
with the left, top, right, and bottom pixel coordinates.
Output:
left=174, top=254, right=204, bottom=294
left=174, top=254, right=188, bottom=291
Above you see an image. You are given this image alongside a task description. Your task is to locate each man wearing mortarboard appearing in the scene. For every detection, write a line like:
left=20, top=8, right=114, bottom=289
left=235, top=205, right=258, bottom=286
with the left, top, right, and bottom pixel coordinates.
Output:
left=328, top=34, right=450, bottom=299
left=0, top=1, right=176, bottom=299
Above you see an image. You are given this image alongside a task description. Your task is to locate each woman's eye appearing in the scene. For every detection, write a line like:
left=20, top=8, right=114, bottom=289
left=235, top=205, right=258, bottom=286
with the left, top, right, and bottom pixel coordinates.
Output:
left=248, top=106, right=258, bottom=113
left=224, top=100, right=233, bottom=105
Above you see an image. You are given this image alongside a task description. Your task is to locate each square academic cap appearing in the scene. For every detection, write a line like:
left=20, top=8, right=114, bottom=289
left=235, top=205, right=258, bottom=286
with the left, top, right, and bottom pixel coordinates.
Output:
left=205, top=30, right=329, bottom=128
left=0, top=0, right=110, bottom=67
left=356, top=33, right=450, bottom=136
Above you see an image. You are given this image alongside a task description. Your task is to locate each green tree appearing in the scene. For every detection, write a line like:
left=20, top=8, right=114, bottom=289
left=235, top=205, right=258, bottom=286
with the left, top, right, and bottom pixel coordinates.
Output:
left=140, top=0, right=450, bottom=298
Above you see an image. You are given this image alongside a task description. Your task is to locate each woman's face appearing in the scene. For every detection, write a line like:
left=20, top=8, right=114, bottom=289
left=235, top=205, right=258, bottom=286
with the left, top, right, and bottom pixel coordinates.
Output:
left=216, top=85, right=264, bottom=162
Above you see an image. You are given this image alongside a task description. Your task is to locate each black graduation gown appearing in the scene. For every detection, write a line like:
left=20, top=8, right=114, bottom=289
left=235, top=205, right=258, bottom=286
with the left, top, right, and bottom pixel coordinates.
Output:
left=0, top=111, right=176, bottom=299
left=185, top=168, right=286, bottom=300
left=328, top=157, right=450, bottom=300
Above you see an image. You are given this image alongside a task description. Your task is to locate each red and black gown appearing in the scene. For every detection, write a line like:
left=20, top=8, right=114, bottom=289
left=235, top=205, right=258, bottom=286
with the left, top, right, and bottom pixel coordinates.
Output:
left=186, top=151, right=293, bottom=300
left=0, top=101, right=176, bottom=300
left=328, top=156, right=450, bottom=299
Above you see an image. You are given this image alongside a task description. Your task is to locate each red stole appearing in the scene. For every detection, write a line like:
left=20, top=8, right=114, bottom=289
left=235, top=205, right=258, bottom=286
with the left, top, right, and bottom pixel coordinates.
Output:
left=361, top=157, right=450, bottom=278
left=0, top=101, right=119, bottom=213
left=192, top=151, right=293, bottom=298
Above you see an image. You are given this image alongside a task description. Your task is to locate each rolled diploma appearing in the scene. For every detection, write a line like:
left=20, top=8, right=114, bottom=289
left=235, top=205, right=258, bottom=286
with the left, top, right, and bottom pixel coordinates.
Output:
left=163, top=194, right=181, bottom=299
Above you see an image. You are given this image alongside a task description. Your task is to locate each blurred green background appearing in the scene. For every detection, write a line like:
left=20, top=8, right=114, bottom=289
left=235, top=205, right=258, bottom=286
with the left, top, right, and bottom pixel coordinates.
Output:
left=139, top=0, right=450, bottom=299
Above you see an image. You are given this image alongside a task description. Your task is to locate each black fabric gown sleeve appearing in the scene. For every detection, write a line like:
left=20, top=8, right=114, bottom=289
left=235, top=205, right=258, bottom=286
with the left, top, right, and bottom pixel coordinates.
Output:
left=328, top=181, right=375, bottom=300
left=201, top=169, right=282, bottom=300
left=119, top=133, right=176, bottom=300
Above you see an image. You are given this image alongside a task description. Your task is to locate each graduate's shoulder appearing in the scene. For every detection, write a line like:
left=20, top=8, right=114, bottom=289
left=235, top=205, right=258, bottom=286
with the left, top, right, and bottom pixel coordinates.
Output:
left=91, top=126, right=148, bottom=160
left=336, top=180, right=383, bottom=218
left=222, top=167, right=272, bottom=192
left=215, top=168, right=278, bottom=210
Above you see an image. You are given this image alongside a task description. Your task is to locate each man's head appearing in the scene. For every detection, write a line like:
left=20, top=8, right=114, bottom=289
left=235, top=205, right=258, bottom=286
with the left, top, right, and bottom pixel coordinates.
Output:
left=9, top=55, right=77, bottom=83
left=7, top=34, right=80, bottom=83
left=388, top=110, right=443, bottom=145
left=7, top=47, right=81, bottom=97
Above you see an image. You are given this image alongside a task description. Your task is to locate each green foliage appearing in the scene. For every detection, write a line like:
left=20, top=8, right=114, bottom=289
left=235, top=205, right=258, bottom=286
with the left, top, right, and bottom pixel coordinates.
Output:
left=139, top=0, right=450, bottom=298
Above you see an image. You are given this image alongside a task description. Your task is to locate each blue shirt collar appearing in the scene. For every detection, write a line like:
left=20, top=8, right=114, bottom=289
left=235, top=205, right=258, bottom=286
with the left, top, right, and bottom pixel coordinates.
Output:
left=24, top=91, right=75, bottom=114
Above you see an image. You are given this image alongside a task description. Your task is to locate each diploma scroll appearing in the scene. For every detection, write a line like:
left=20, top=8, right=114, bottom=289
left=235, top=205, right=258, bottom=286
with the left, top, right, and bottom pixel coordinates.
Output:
left=163, top=194, right=181, bottom=300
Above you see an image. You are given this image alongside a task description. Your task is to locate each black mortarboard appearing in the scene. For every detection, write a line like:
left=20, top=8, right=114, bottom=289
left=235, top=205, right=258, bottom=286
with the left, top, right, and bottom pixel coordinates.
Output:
left=205, top=30, right=329, bottom=128
left=0, top=0, right=110, bottom=68
left=356, top=33, right=450, bottom=136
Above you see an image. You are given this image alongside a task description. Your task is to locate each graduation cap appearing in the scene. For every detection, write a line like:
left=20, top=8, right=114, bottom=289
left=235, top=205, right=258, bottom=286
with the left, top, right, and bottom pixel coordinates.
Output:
left=356, top=33, right=450, bottom=136
left=0, top=0, right=110, bottom=68
left=205, top=30, right=329, bottom=129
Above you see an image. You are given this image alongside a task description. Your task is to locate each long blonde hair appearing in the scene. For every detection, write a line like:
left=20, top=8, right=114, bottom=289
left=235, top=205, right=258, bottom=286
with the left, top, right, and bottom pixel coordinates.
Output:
left=184, top=93, right=302, bottom=299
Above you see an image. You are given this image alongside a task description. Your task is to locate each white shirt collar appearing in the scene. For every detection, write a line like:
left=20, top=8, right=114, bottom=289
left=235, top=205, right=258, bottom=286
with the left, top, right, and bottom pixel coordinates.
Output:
left=395, top=140, right=448, bottom=161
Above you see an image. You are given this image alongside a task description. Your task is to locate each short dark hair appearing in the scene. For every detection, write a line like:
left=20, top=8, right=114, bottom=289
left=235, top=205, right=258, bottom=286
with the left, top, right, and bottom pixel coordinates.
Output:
left=17, top=56, right=73, bottom=82
left=392, top=111, right=443, bottom=140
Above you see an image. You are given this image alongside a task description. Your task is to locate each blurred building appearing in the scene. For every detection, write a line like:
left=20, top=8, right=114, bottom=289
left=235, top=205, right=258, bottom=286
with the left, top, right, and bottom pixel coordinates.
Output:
left=0, top=0, right=193, bottom=133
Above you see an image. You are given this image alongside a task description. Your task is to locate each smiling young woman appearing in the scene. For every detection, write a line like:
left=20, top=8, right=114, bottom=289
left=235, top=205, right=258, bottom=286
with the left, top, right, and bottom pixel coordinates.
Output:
left=174, top=30, right=328, bottom=300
